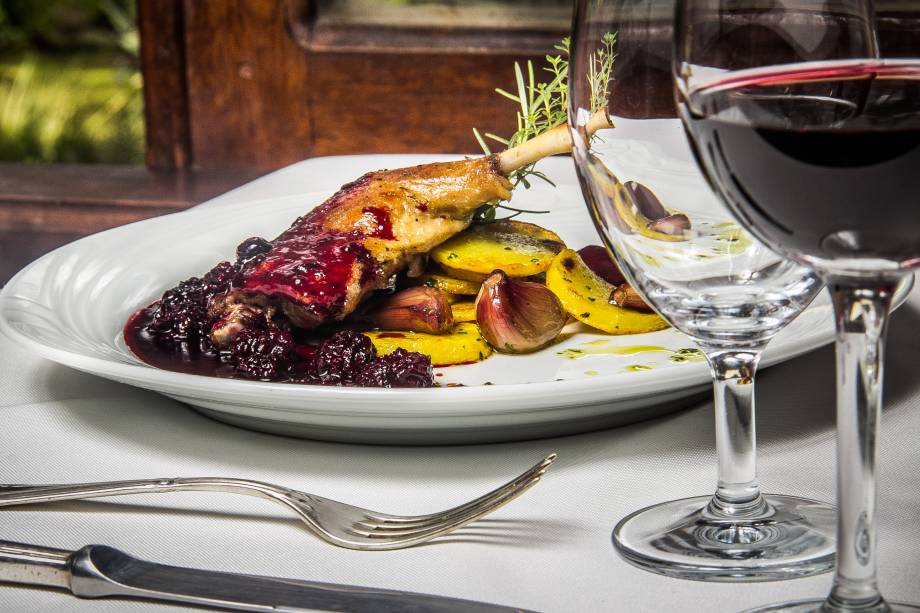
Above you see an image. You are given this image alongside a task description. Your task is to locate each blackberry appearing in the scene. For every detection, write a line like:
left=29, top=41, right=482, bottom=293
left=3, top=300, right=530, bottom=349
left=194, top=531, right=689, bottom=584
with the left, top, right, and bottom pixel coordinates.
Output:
left=354, top=349, right=434, bottom=388
left=202, top=260, right=242, bottom=292
left=309, top=330, right=376, bottom=385
left=147, top=261, right=240, bottom=353
left=229, top=326, right=296, bottom=381
left=148, top=277, right=208, bottom=351
left=236, top=237, right=273, bottom=266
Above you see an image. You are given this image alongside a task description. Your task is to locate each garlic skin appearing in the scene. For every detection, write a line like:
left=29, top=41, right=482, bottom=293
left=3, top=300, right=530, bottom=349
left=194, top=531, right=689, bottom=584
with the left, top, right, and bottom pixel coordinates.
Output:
left=647, top=213, right=691, bottom=237
left=475, top=270, right=566, bottom=353
left=369, top=286, right=453, bottom=334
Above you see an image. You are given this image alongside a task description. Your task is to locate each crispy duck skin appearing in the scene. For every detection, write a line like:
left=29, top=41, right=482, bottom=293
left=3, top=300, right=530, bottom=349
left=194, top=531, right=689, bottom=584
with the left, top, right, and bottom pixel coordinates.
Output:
left=208, top=111, right=612, bottom=347
left=210, top=157, right=511, bottom=345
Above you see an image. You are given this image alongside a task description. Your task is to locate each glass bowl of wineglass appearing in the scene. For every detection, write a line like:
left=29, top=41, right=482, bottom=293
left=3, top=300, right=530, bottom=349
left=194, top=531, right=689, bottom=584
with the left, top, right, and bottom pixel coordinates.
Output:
left=674, top=0, right=920, bottom=610
left=569, top=0, right=840, bottom=582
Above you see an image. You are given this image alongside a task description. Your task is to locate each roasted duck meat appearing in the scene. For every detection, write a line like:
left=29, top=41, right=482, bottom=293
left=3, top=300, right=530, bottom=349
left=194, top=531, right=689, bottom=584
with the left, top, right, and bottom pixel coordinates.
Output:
left=164, top=112, right=612, bottom=350
left=208, top=157, right=512, bottom=346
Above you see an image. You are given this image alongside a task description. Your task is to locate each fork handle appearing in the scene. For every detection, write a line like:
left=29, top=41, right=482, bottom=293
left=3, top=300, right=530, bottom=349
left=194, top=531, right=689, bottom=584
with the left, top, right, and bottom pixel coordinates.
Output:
left=0, top=478, right=293, bottom=508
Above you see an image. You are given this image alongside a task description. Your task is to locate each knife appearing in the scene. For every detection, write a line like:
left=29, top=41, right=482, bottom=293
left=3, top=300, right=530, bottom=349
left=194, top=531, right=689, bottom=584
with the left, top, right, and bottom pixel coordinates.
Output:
left=0, top=540, right=536, bottom=612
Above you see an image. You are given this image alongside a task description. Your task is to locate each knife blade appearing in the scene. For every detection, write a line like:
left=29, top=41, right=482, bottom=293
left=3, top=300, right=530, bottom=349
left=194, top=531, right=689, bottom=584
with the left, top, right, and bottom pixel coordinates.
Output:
left=0, top=540, right=537, bottom=612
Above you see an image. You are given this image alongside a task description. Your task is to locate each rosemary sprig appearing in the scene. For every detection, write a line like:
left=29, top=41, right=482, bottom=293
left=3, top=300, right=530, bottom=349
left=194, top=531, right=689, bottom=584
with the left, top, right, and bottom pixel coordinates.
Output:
left=474, top=38, right=571, bottom=190
left=473, top=34, right=616, bottom=223
left=589, top=32, right=618, bottom=113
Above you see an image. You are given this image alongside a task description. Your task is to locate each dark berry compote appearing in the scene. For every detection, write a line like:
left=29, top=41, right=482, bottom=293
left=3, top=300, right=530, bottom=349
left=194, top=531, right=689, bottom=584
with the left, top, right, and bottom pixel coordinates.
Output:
left=681, top=60, right=920, bottom=270
left=125, top=237, right=434, bottom=388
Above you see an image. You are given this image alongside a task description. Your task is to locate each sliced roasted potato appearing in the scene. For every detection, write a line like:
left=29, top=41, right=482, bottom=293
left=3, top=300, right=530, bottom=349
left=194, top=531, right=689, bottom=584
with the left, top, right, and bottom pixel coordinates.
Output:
left=414, top=273, right=481, bottom=296
left=363, top=322, right=491, bottom=366
left=430, top=220, right=565, bottom=281
left=450, top=301, right=476, bottom=323
left=546, top=249, right=669, bottom=334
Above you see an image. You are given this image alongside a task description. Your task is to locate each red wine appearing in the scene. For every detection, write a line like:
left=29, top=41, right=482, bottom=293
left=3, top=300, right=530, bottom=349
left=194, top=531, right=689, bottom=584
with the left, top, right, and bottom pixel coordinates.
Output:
left=682, top=60, right=920, bottom=267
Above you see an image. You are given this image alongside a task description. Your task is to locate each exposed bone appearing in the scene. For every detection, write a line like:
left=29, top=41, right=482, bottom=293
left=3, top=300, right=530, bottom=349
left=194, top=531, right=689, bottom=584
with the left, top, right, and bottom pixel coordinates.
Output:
left=497, top=109, right=613, bottom=174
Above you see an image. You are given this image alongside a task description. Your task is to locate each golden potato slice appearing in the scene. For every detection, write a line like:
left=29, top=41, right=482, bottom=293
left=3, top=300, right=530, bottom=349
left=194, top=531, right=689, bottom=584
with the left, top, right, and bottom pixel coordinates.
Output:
left=545, top=249, right=669, bottom=334
left=414, top=273, right=481, bottom=295
left=364, top=322, right=491, bottom=366
left=436, top=264, right=493, bottom=283
left=430, top=220, right=565, bottom=282
left=450, top=301, right=476, bottom=323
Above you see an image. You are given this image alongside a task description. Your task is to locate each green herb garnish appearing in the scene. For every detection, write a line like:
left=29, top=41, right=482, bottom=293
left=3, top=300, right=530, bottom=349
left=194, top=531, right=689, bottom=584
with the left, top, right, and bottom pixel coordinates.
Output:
left=473, top=34, right=617, bottom=223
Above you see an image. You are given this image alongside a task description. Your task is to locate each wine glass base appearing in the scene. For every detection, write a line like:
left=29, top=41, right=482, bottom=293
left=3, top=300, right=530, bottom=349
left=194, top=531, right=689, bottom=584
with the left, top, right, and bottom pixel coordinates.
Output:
left=742, top=599, right=920, bottom=612
left=613, top=494, right=836, bottom=582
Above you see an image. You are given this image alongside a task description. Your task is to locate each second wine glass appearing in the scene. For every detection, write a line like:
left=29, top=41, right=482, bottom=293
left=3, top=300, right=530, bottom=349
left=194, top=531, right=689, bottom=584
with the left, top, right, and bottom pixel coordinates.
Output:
left=569, top=0, right=837, bottom=581
left=674, top=0, right=920, bottom=609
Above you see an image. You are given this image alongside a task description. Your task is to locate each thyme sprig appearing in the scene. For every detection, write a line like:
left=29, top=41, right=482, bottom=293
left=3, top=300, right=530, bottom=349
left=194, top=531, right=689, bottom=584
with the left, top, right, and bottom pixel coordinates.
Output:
left=473, top=34, right=616, bottom=223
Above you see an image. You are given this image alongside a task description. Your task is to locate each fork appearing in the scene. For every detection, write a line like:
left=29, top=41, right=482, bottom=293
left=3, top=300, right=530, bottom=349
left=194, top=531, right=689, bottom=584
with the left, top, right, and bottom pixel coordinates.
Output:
left=0, top=453, right=555, bottom=551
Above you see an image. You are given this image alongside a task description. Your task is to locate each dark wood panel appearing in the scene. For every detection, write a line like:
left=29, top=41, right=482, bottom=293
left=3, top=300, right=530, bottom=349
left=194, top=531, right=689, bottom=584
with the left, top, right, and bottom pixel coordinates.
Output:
left=0, top=163, right=262, bottom=284
left=138, top=0, right=192, bottom=169
left=169, top=0, right=559, bottom=169
left=308, top=52, right=530, bottom=156
left=0, top=163, right=261, bottom=217
left=182, top=0, right=314, bottom=169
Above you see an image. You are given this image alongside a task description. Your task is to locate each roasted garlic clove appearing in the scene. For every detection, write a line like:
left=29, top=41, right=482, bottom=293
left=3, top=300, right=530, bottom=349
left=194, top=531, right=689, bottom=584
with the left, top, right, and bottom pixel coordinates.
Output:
left=609, top=283, right=655, bottom=313
left=475, top=270, right=566, bottom=353
left=369, top=286, right=453, bottom=334
left=615, top=181, right=692, bottom=242
left=624, top=180, right=668, bottom=220
left=577, top=244, right=625, bottom=285
left=647, top=213, right=691, bottom=237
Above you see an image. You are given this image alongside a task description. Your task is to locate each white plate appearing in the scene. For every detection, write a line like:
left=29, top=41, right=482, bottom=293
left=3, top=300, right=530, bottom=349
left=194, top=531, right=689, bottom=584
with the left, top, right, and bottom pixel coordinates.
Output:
left=0, top=154, right=896, bottom=444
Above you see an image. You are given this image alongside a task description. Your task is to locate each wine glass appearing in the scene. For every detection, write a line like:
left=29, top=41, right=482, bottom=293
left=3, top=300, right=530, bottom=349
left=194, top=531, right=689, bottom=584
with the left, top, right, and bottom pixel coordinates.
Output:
left=674, top=0, right=920, bottom=610
left=569, top=0, right=839, bottom=581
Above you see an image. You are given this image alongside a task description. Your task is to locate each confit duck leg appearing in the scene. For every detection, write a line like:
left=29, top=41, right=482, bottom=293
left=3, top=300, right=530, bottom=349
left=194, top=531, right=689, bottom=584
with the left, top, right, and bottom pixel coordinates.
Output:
left=146, top=112, right=612, bottom=351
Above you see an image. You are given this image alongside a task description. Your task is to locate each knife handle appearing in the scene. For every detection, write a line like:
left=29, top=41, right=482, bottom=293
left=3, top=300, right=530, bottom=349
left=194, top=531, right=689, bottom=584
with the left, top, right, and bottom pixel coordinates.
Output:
left=0, top=540, right=73, bottom=590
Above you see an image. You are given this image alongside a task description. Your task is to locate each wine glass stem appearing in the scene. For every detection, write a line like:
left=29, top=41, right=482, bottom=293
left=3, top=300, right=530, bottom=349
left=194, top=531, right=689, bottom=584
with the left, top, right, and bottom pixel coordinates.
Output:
left=824, top=278, right=898, bottom=612
left=701, top=344, right=769, bottom=518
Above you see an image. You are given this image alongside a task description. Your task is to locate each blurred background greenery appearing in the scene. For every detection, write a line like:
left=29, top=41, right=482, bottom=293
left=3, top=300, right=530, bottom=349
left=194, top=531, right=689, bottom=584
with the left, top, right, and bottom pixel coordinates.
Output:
left=0, top=0, right=143, bottom=164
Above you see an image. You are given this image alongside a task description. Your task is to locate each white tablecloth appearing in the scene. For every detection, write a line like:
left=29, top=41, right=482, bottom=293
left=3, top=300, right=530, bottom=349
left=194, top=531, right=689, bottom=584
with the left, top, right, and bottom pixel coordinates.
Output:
left=2, top=159, right=920, bottom=612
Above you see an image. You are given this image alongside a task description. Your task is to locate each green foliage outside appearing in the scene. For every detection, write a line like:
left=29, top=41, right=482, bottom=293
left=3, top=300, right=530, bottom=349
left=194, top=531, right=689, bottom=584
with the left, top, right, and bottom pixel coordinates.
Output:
left=0, top=0, right=144, bottom=164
